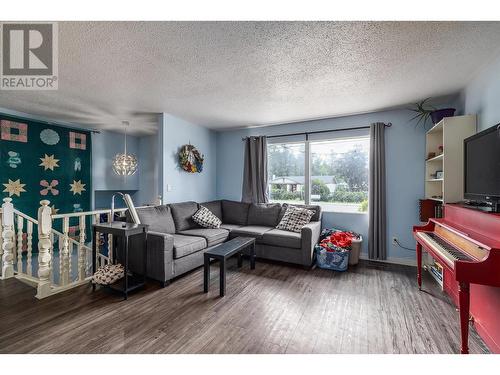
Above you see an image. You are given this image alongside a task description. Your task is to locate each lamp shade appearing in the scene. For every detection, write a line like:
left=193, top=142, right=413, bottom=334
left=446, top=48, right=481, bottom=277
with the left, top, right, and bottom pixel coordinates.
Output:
left=112, top=120, right=138, bottom=176
left=112, top=153, right=138, bottom=176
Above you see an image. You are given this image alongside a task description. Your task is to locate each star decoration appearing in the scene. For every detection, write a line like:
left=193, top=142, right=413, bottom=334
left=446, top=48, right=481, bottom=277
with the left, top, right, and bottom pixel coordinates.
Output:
left=39, top=154, right=60, bottom=171
left=51, top=205, right=60, bottom=215
left=69, top=180, right=86, bottom=195
left=3, top=179, right=26, bottom=197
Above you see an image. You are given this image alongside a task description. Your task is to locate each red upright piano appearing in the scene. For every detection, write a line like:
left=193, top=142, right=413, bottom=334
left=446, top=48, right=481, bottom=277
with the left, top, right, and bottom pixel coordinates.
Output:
left=413, top=204, right=500, bottom=354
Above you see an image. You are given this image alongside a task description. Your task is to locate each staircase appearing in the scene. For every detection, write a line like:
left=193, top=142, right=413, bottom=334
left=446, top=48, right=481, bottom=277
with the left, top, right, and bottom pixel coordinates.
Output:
left=0, top=197, right=128, bottom=299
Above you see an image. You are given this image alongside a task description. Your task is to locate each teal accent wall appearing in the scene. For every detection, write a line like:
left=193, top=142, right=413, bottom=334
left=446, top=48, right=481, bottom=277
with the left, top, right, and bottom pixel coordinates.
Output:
left=0, top=113, right=92, bottom=220
left=0, top=106, right=160, bottom=210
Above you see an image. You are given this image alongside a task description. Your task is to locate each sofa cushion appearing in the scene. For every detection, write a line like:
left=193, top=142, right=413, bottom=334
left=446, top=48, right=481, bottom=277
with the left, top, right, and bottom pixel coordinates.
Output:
left=221, top=200, right=250, bottom=225
left=279, top=203, right=322, bottom=222
left=220, top=223, right=244, bottom=231
left=200, top=200, right=222, bottom=220
left=179, top=228, right=229, bottom=247
left=261, top=229, right=302, bottom=249
left=230, top=225, right=273, bottom=239
left=170, top=201, right=200, bottom=231
left=192, top=206, right=222, bottom=229
left=172, top=234, right=207, bottom=259
left=276, top=206, right=315, bottom=233
left=132, top=205, right=176, bottom=234
left=247, top=203, right=282, bottom=227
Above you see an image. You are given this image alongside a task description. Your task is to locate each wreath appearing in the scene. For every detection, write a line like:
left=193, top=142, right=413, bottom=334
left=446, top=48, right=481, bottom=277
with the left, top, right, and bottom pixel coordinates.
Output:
left=179, top=144, right=204, bottom=173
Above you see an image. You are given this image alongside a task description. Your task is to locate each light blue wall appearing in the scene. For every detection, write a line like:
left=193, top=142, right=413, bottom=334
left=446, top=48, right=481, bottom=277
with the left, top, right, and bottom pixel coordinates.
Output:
left=160, top=113, right=217, bottom=203
left=463, top=53, right=500, bottom=131
left=93, top=130, right=161, bottom=208
left=92, top=130, right=140, bottom=192
left=216, top=108, right=433, bottom=260
left=136, top=134, right=159, bottom=206
left=92, top=129, right=159, bottom=209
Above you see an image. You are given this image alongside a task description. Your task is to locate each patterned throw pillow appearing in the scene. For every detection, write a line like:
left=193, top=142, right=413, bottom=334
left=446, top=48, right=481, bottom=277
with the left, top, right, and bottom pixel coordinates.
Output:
left=276, top=206, right=316, bottom=233
left=192, top=205, right=222, bottom=229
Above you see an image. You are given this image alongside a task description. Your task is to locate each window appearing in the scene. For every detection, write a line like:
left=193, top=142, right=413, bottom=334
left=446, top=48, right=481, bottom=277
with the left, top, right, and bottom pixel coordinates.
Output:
left=268, top=142, right=305, bottom=204
left=267, top=136, right=369, bottom=213
left=310, top=137, right=369, bottom=213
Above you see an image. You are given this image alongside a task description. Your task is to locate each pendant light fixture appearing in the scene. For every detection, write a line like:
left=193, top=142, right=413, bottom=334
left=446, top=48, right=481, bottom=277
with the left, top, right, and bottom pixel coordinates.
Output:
left=112, top=121, right=138, bottom=176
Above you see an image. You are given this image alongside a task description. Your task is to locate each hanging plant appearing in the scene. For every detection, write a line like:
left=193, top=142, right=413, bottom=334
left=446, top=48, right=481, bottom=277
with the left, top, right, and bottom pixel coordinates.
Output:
left=408, top=98, right=436, bottom=129
left=178, top=144, right=204, bottom=173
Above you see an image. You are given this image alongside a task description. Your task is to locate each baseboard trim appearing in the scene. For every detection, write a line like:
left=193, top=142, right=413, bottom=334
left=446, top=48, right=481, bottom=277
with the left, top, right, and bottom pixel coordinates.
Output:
left=359, top=253, right=416, bottom=267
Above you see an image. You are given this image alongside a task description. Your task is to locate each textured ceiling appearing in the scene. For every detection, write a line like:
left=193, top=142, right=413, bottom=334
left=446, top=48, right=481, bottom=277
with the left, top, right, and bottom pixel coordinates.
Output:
left=1, top=21, right=500, bottom=135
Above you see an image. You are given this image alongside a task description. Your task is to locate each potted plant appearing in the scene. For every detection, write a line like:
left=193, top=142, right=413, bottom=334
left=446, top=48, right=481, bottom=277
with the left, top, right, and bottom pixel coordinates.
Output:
left=409, top=98, right=456, bottom=127
left=430, top=108, right=456, bottom=124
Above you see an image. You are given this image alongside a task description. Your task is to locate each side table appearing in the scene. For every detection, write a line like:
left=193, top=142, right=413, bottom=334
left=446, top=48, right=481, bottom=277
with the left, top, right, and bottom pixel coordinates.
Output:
left=92, top=222, right=148, bottom=299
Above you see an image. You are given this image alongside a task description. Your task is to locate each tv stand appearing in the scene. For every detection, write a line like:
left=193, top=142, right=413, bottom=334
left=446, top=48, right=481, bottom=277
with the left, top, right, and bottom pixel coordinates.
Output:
left=460, top=201, right=500, bottom=213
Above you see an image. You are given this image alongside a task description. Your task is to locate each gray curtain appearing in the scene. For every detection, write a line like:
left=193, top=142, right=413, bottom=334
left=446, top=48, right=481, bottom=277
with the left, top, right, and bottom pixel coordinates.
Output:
left=242, top=136, right=269, bottom=203
left=368, top=122, right=387, bottom=260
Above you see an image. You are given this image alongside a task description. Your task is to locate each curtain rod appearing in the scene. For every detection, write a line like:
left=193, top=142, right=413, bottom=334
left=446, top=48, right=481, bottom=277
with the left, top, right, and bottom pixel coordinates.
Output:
left=241, top=123, right=392, bottom=141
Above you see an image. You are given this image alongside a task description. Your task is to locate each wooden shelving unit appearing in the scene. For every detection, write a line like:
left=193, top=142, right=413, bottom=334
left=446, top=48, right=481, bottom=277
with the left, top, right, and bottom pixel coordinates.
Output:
left=425, top=115, right=476, bottom=204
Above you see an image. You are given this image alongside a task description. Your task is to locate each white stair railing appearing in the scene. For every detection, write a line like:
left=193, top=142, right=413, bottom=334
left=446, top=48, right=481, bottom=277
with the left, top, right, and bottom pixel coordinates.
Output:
left=1, top=198, right=15, bottom=279
left=0, top=197, right=131, bottom=299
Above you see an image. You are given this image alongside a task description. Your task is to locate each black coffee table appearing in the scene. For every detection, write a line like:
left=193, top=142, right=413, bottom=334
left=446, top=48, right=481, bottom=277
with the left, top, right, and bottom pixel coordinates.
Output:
left=203, top=236, right=256, bottom=297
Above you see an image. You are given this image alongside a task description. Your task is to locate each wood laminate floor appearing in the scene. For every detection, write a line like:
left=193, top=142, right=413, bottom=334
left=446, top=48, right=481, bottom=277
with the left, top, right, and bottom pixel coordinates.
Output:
left=0, top=260, right=490, bottom=354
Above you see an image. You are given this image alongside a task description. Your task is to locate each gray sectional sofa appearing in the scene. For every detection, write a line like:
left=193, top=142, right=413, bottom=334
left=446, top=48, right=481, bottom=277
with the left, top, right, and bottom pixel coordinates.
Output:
left=126, top=200, right=322, bottom=286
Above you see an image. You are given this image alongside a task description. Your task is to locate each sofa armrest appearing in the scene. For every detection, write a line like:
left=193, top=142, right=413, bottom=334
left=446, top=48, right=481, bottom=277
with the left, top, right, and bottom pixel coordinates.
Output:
left=300, top=221, right=322, bottom=266
left=126, top=231, right=175, bottom=283
left=146, top=231, right=175, bottom=282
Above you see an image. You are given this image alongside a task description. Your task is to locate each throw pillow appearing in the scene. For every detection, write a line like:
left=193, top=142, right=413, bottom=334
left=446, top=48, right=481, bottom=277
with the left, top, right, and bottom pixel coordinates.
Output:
left=192, top=205, right=222, bottom=229
left=92, top=264, right=124, bottom=285
left=276, top=206, right=316, bottom=233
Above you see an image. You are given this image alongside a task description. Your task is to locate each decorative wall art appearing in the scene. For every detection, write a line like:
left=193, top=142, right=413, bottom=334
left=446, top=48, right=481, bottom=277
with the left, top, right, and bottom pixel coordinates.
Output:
left=40, top=128, right=60, bottom=145
left=0, top=115, right=92, bottom=227
left=178, top=144, right=204, bottom=173
left=1, top=120, right=28, bottom=142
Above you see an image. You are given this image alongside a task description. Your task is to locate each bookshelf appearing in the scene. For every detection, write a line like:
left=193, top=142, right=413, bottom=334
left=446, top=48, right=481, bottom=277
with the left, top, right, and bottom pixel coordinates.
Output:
left=424, top=115, right=476, bottom=204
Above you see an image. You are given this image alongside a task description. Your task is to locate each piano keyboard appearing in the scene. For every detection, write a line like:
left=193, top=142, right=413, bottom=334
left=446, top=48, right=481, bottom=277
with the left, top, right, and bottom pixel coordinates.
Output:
left=417, top=232, right=474, bottom=264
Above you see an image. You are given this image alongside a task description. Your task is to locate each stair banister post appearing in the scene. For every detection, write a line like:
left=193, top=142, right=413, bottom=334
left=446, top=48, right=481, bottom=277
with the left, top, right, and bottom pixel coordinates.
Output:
left=60, top=217, right=70, bottom=285
left=0, top=209, right=3, bottom=272
left=36, top=200, right=52, bottom=299
left=1, top=197, right=15, bottom=279
left=78, top=215, right=86, bottom=280
left=17, top=215, right=24, bottom=274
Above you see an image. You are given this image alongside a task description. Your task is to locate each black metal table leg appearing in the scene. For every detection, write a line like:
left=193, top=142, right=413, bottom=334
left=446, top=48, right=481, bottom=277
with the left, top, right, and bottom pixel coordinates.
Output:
left=143, top=230, right=148, bottom=285
left=92, top=227, right=97, bottom=291
left=237, top=252, right=243, bottom=268
left=124, top=234, right=128, bottom=300
left=250, top=243, right=256, bottom=270
left=203, top=254, right=210, bottom=293
left=220, top=258, right=226, bottom=297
